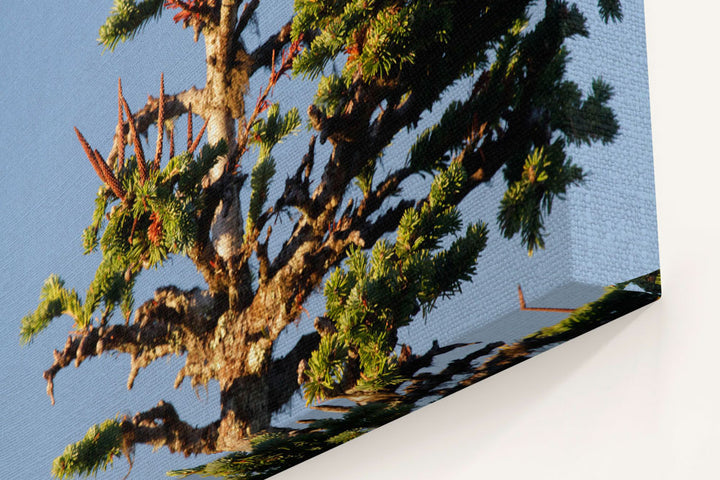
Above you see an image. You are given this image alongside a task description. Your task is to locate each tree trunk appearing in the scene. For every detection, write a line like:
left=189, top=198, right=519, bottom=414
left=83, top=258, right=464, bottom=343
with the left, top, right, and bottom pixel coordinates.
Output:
left=203, top=26, right=243, bottom=263
left=201, top=11, right=256, bottom=306
left=212, top=302, right=277, bottom=449
left=217, top=372, right=272, bottom=450
left=200, top=16, right=276, bottom=449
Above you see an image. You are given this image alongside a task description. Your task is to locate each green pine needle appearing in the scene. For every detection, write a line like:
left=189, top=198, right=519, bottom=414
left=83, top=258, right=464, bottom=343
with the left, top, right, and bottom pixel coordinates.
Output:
left=250, top=105, right=301, bottom=161
left=98, top=0, right=165, bottom=52
left=498, top=146, right=584, bottom=255
left=51, top=419, right=124, bottom=479
left=20, top=275, right=87, bottom=345
left=246, top=156, right=277, bottom=233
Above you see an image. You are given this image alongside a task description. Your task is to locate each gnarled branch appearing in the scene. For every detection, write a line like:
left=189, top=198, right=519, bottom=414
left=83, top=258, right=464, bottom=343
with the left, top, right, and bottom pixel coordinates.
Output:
left=248, top=21, right=293, bottom=76
left=267, top=332, right=320, bottom=412
left=43, top=287, right=217, bottom=405
left=121, top=400, right=223, bottom=456
left=232, top=0, right=260, bottom=49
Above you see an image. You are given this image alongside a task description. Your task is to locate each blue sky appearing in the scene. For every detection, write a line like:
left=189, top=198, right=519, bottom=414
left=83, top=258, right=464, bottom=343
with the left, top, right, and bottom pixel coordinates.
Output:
left=0, top=2, right=658, bottom=478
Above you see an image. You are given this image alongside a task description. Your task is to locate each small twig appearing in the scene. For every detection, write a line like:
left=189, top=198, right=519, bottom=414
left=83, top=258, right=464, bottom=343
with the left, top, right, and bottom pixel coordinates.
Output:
left=517, top=285, right=576, bottom=313
left=128, top=216, right=139, bottom=244
left=309, top=404, right=352, bottom=413
left=127, top=355, right=140, bottom=390
left=233, top=0, right=260, bottom=47
left=235, top=38, right=303, bottom=171
left=248, top=22, right=294, bottom=77
left=236, top=49, right=276, bottom=158
left=187, top=103, right=193, bottom=151
left=168, top=121, right=175, bottom=159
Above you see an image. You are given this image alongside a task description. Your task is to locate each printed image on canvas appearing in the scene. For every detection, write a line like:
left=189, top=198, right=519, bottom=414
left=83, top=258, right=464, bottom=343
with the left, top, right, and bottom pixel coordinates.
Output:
left=0, top=1, right=659, bottom=478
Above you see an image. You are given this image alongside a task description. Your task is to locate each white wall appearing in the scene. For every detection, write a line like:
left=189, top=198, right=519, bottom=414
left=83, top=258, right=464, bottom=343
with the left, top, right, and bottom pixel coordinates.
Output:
left=274, top=2, right=720, bottom=478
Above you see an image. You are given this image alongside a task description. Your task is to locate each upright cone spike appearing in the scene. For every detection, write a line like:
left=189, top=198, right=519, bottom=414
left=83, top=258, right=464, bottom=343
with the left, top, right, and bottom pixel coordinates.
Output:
left=121, top=96, right=147, bottom=183
left=154, top=73, right=165, bottom=170
left=117, top=78, right=126, bottom=170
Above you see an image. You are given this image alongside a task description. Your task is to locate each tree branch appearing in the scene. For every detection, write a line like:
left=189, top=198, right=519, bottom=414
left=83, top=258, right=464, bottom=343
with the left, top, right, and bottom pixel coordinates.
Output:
left=232, top=0, right=260, bottom=48
left=248, top=21, right=293, bottom=76
left=331, top=340, right=503, bottom=405
left=221, top=0, right=543, bottom=363
left=357, top=199, right=415, bottom=247
left=120, top=400, right=225, bottom=456
left=43, top=287, right=217, bottom=405
left=216, top=0, right=241, bottom=72
left=355, top=166, right=413, bottom=220
left=401, top=341, right=505, bottom=402
left=267, top=332, right=320, bottom=413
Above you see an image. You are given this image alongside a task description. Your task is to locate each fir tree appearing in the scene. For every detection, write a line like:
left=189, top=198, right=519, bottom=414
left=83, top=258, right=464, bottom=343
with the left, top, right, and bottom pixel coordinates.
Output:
left=20, top=0, right=629, bottom=477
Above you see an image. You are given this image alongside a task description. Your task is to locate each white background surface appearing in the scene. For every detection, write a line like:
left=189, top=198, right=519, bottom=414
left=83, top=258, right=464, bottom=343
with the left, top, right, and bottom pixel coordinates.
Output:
left=272, top=2, right=720, bottom=478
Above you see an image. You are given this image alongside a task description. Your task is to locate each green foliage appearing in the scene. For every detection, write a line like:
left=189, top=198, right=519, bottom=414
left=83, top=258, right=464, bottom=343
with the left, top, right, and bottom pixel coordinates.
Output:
left=403, top=19, right=533, bottom=176
left=168, top=403, right=411, bottom=479
left=119, top=271, right=137, bottom=322
left=573, top=77, right=619, bottom=145
left=23, top=141, right=226, bottom=341
left=428, top=222, right=489, bottom=304
left=246, top=157, right=276, bottom=235
left=249, top=105, right=301, bottom=162
left=303, top=332, right=349, bottom=403
left=354, top=156, right=377, bottom=196
left=98, top=0, right=165, bottom=51
left=83, top=257, right=131, bottom=324
left=406, top=3, right=618, bottom=263
left=51, top=419, right=124, bottom=479
left=407, top=100, right=466, bottom=174
left=352, top=3, right=451, bottom=79
left=396, top=162, right=465, bottom=256
left=546, top=76, right=619, bottom=146
left=313, top=73, right=351, bottom=116
left=598, top=0, right=623, bottom=23
left=91, top=140, right=225, bottom=309
left=292, top=0, right=452, bottom=80
left=498, top=145, right=584, bottom=256
left=20, top=275, right=88, bottom=344
left=304, top=163, right=488, bottom=404
left=176, top=142, right=229, bottom=197
left=82, top=190, right=109, bottom=254
left=246, top=105, right=300, bottom=234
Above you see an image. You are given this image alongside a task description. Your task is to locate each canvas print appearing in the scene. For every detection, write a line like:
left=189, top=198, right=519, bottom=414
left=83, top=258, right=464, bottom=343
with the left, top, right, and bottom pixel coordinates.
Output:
left=0, top=0, right=660, bottom=478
